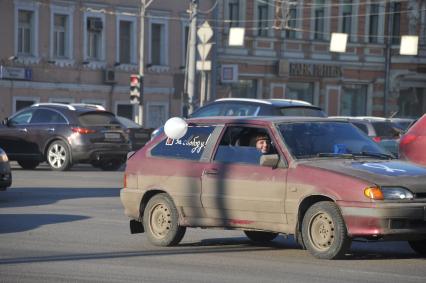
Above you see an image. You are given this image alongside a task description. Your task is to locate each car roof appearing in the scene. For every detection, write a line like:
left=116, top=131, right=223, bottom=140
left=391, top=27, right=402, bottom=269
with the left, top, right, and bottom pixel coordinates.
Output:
left=329, top=116, right=390, bottom=122
left=30, top=103, right=109, bottom=114
left=214, top=98, right=314, bottom=107
left=187, top=116, right=343, bottom=125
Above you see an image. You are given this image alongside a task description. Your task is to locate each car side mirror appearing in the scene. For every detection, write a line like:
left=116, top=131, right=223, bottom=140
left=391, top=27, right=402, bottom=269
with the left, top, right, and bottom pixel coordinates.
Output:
left=260, top=154, right=280, bottom=167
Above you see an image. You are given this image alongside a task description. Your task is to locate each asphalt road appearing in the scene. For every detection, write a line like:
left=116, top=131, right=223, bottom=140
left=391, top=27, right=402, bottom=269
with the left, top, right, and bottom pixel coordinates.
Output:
left=0, top=163, right=425, bottom=283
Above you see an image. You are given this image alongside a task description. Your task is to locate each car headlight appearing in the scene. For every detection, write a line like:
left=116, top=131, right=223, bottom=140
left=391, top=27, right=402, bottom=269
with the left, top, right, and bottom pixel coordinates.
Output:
left=364, top=186, right=414, bottom=200
left=0, top=152, right=8, bottom=163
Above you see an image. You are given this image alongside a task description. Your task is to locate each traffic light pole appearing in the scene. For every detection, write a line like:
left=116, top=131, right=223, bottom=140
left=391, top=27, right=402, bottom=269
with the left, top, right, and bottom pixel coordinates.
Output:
left=187, top=0, right=198, bottom=115
left=137, top=0, right=153, bottom=126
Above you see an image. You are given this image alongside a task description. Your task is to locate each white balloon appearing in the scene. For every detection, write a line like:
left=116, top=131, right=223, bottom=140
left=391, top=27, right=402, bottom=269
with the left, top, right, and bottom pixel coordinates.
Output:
left=164, top=117, right=188, bottom=140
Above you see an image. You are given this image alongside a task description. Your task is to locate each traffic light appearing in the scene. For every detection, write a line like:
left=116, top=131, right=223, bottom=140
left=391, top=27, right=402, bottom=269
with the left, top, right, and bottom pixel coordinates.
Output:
left=130, top=74, right=142, bottom=104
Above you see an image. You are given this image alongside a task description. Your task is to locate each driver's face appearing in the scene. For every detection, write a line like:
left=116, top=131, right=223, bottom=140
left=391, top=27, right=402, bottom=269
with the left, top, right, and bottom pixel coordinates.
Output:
left=256, top=139, right=270, bottom=154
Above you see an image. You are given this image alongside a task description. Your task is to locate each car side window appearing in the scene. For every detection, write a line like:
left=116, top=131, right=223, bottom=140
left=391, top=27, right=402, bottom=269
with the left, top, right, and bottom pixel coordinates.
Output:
left=9, top=109, right=35, bottom=125
left=214, top=126, right=274, bottom=165
left=352, top=122, right=368, bottom=135
left=30, top=109, right=67, bottom=124
left=151, top=126, right=215, bottom=160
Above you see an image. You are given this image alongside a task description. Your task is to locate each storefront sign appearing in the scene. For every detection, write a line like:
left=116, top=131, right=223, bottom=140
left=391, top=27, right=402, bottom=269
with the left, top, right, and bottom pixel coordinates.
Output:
left=289, top=63, right=341, bottom=78
left=0, top=66, right=32, bottom=80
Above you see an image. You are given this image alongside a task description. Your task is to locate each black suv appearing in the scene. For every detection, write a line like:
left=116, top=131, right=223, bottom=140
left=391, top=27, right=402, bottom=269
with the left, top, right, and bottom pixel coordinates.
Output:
left=0, top=103, right=131, bottom=171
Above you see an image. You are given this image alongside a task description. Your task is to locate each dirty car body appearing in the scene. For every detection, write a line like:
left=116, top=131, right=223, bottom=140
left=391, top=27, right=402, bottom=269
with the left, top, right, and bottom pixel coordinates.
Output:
left=121, top=117, right=426, bottom=259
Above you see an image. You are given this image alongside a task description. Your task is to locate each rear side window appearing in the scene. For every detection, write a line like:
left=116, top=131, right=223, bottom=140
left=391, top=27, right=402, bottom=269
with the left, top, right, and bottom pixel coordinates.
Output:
left=78, top=112, right=119, bottom=126
left=31, top=109, right=67, bottom=124
left=151, top=126, right=215, bottom=160
left=372, top=122, right=399, bottom=137
left=352, top=122, right=369, bottom=135
left=277, top=107, right=326, bottom=117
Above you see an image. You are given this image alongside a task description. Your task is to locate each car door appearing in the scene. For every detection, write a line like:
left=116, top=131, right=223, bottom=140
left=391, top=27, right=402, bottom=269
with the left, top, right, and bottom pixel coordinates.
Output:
left=201, top=125, right=288, bottom=231
left=0, top=108, right=36, bottom=158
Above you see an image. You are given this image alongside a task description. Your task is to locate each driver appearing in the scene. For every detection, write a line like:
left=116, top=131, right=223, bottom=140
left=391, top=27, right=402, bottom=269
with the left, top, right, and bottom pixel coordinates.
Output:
left=253, top=134, right=271, bottom=154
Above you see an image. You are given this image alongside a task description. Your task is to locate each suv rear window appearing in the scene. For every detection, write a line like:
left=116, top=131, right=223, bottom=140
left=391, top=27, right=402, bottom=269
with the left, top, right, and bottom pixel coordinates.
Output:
left=371, top=122, right=399, bottom=138
left=78, top=112, right=118, bottom=126
left=278, top=107, right=326, bottom=117
left=151, top=126, right=215, bottom=160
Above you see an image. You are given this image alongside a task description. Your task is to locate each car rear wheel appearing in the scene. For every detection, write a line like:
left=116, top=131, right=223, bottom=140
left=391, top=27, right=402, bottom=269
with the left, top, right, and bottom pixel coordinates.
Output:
left=143, top=193, right=186, bottom=246
left=302, top=201, right=351, bottom=259
left=47, top=140, right=71, bottom=171
left=17, top=160, right=40, bottom=170
left=408, top=240, right=426, bottom=255
left=98, top=159, right=123, bottom=171
left=244, top=231, right=278, bottom=243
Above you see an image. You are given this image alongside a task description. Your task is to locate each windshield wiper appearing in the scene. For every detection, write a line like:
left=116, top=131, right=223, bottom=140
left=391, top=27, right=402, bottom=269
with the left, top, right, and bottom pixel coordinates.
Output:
left=355, top=151, right=395, bottom=160
left=316, top=153, right=355, bottom=159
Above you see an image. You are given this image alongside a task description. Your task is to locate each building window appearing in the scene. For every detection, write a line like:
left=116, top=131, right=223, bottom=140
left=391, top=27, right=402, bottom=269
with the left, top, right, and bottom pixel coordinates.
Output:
left=151, top=23, right=165, bottom=65
left=13, top=97, right=39, bottom=113
left=285, top=3, right=298, bottom=39
left=230, top=80, right=257, bottom=98
left=182, top=24, right=189, bottom=66
left=341, top=85, right=367, bottom=116
left=391, top=2, right=401, bottom=44
left=119, top=21, right=132, bottom=64
left=341, top=0, right=352, bottom=36
left=229, top=0, right=240, bottom=27
left=86, top=17, right=103, bottom=60
left=116, top=104, right=134, bottom=120
left=257, top=1, right=268, bottom=36
left=286, top=83, right=314, bottom=104
left=53, top=14, right=67, bottom=58
left=314, top=0, right=326, bottom=40
left=369, top=3, right=379, bottom=43
left=147, top=103, right=168, bottom=129
left=18, top=10, right=33, bottom=55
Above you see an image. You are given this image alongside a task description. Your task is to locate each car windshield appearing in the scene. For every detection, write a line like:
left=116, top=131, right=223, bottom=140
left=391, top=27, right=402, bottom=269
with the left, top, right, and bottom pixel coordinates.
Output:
left=278, top=107, right=326, bottom=117
left=116, top=116, right=141, bottom=128
left=278, top=121, right=390, bottom=159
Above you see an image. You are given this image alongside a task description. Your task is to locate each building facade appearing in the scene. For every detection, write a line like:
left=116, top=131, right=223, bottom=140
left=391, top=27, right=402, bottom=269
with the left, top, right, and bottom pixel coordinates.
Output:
left=215, top=0, right=426, bottom=118
left=1, top=0, right=426, bottom=127
left=0, top=0, right=213, bottom=128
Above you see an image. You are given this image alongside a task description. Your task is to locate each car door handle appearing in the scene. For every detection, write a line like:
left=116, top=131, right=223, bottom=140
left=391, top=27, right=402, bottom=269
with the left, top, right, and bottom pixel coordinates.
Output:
left=19, top=128, right=28, bottom=132
left=203, top=169, right=219, bottom=176
left=47, top=128, right=55, bottom=132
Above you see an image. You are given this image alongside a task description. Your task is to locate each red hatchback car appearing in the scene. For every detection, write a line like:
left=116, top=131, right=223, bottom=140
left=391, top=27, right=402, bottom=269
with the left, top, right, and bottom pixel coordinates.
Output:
left=399, top=114, right=426, bottom=166
left=121, top=117, right=426, bottom=259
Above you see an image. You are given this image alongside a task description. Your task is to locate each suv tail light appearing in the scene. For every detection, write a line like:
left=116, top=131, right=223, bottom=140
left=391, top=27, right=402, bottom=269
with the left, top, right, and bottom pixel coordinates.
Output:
left=399, top=134, right=417, bottom=147
left=372, top=136, right=381, bottom=143
left=72, top=127, right=96, bottom=134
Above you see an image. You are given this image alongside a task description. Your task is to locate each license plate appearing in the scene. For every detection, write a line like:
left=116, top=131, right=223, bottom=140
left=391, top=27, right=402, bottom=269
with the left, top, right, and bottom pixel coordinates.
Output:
left=105, top=133, right=120, bottom=140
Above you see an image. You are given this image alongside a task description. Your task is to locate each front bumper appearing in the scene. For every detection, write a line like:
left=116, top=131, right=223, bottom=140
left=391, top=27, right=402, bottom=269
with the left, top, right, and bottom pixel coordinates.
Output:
left=339, top=200, right=426, bottom=240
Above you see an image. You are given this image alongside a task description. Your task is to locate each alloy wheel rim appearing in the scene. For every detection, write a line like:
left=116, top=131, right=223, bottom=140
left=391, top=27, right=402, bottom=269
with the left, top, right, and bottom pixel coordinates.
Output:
left=48, top=144, right=66, bottom=168
left=308, top=211, right=335, bottom=251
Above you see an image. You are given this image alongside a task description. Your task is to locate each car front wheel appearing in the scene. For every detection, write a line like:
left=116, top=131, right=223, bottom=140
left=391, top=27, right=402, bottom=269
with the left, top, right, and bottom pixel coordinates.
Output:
left=302, top=201, right=351, bottom=259
left=46, top=140, right=71, bottom=171
left=143, top=193, right=186, bottom=246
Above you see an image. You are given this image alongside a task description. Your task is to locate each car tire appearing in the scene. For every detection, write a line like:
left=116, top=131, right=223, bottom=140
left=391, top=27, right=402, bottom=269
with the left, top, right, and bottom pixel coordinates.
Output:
left=17, top=160, right=40, bottom=170
left=302, top=201, right=351, bottom=259
left=46, top=140, right=71, bottom=171
left=99, top=159, right=123, bottom=171
left=408, top=240, right=426, bottom=255
left=143, top=193, right=186, bottom=246
left=244, top=231, right=278, bottom=243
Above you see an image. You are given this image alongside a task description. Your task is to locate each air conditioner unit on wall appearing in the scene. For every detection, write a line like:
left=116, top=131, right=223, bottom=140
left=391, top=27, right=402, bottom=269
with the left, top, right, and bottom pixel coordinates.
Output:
left=87, top=18, right=103, bottom=32
left=104, top=69, right=116, bottom=84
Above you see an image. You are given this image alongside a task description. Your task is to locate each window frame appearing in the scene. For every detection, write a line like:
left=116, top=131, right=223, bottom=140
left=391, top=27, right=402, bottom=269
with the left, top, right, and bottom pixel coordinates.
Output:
left=83, top=11, right=106, bottom=63
left=365, top=1, right=385, bottom=44
left=12, top=96, right=39, bottom=113
left=311, top=0, right=330, bottom=41
left=14, top=0, right=39, bottom=62
left=338, top=0, right=359, bottom=42
left=50, top=4, right=74, bottom=62
left=146, top=101, right=169, bottom=129
left=148, top=14, right=169, bottom=67
left=116, top=13, right=137, bottom=66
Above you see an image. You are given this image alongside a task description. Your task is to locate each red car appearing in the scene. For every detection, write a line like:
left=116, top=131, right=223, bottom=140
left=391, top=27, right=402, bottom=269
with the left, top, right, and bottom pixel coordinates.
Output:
left=399, top=114, right=426, bottom=166
left=121, top=117, right=426, bottom=259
